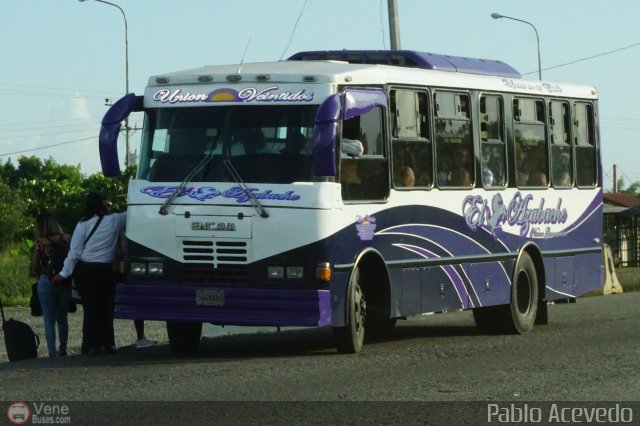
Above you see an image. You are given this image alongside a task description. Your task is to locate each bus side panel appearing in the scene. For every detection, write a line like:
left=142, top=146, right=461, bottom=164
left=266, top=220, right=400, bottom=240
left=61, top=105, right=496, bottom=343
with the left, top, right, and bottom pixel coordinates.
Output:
left=468, top=261, right=512, bottom=308
left=553, top=256, right=575, bottom=296
left=419, top=265, right=470, bottom=313
left=574, top=252, right=604, bottom=295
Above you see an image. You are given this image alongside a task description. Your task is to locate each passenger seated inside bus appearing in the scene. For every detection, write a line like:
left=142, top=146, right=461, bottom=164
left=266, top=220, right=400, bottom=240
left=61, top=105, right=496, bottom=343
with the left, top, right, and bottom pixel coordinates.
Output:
left=556, top=170, right=571, bottom=187
left=481, top=145, right=504, bottom=187
left=529, top=171, right=548, bottom=186
left=206, top=129, right=246, bottom=156
left=395, top=166, right=415, bottom=188
left=240, top=128, right=276, bottom=154
left=448, top=146, right=472, bottom=186
left=281, top=130, right=308, bottom=154
left=341, top=159, right=363, bottom=199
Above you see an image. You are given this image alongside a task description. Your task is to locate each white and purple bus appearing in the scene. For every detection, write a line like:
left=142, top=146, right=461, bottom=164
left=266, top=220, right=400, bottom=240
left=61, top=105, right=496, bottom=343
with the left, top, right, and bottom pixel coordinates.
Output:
left=100, top=50, right=602, bottom=354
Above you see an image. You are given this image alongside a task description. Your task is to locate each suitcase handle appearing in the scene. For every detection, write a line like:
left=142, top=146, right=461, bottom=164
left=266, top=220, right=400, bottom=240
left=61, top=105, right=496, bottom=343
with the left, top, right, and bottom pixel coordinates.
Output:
left=0, top=296, right=6, bottom=324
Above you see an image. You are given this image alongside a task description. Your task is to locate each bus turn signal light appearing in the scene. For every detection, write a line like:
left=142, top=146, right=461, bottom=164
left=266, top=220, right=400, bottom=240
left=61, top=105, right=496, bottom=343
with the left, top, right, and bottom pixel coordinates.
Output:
left=316, top=263, right=331, bottom=282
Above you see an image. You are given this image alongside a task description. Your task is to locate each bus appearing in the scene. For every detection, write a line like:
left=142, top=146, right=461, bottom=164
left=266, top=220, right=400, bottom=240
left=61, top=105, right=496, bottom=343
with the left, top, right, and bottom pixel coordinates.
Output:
left=99, top=50, right=603, bottom=354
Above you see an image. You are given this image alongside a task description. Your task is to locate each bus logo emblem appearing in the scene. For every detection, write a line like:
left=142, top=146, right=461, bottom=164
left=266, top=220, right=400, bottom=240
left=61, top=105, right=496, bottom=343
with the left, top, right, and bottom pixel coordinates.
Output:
left=356, top=215, right=377, bottom=241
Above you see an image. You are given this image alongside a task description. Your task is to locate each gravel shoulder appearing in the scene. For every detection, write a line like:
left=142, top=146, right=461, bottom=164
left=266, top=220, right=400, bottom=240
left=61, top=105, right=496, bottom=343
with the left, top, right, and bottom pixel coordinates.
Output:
left=0, top=305, right=168, bottom=362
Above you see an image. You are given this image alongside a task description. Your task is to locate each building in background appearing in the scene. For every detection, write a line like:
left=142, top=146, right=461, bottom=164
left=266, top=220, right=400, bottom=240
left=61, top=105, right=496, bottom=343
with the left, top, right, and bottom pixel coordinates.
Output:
left=604, top=192, right=640, bottom=267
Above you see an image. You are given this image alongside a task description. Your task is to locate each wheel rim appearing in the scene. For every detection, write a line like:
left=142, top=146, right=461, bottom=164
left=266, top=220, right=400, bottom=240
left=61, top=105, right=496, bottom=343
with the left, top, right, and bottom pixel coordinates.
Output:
left=516, top=269, right=532, bottom=314
left=354, top=283, right=366, bottom=336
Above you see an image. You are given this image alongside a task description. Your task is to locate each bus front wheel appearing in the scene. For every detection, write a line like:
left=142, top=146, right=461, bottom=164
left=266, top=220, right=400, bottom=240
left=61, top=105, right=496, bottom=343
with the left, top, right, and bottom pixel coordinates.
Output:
left=334, top=267, right=366, bottom=353
left=166, top=321, right=202, bottom=354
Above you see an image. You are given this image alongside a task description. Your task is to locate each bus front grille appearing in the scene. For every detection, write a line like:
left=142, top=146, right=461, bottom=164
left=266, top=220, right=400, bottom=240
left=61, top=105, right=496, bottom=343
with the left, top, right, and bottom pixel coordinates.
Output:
left=181, top=239, right=249, bottom=283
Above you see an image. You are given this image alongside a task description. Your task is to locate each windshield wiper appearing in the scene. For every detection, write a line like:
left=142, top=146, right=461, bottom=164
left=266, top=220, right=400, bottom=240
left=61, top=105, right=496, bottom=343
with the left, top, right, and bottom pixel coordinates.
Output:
left=158, top=153, right=214, bottom=215
left=224, top=159, right=269, bottom=218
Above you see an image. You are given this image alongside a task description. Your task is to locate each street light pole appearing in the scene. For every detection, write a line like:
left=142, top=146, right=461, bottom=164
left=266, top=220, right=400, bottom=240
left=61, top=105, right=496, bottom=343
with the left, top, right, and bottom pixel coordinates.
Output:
left=387, top=0, right=401, bottom=50
left=491, top=13, right=541, bottom=80
left=79, top=0, right=131, bottom=167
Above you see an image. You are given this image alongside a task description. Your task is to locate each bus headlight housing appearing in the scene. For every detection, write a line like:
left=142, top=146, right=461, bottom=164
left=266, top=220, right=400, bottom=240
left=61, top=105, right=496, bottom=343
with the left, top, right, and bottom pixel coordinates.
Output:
left=267, top=266, right=285, bottom=279
left=147, top=262, right=164, bottom=275
left=286, top=266, right=304, bottom=279
left=131, top=261, right=164, bottom=275
left=131, top=262, right=147, bottom=274
left=267, top=266, right=304, bottom=279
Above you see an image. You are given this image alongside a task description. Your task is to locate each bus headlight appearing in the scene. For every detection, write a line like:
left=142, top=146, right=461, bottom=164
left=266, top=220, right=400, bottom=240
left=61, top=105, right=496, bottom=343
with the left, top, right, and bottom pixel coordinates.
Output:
left=286, top=266, right=304, bottom=279
left=147, top=262, right=164, bottom=275
left=267, top=266, right=285, bottom=279
left=131, top=262, right=147, bottom=274
left=268, top=266, right=305, bottom=280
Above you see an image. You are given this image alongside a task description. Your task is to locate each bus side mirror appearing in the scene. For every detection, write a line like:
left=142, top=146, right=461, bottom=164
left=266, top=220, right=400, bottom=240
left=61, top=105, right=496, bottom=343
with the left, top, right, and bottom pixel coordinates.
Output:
left=99, top=93, right=144, bottom=177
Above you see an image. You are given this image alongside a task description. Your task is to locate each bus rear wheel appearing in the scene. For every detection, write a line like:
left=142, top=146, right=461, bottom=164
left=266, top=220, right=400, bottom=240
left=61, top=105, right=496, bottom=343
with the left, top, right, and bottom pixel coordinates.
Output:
left=509, top=252, right=539, bottom=334
left=473, top=252, right=539, bottom=334
left=166, top=321, right=202, bottom=354
left=334, top=267, right=366, bottom=353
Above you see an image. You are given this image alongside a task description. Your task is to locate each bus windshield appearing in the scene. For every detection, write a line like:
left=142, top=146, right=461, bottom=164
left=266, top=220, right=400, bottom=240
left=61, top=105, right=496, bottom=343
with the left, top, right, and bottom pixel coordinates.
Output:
left=138, top=104, right=317, bottom=184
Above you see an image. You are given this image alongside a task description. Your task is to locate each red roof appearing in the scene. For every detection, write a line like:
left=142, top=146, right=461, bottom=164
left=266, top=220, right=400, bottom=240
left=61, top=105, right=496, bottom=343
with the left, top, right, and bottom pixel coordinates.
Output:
left=604, top=192, right=640, bottom=207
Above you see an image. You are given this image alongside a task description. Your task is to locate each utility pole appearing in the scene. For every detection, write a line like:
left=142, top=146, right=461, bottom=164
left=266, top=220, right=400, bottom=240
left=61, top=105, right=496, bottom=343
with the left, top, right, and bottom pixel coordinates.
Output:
left=387, top=0, right=401, bottom=50
left=613, top=164, right=618, bottom=192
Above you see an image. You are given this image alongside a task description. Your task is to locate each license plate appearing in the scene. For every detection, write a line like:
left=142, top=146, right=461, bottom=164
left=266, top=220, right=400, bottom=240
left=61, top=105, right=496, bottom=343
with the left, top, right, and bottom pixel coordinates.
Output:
left=196, top=289, right=225, bottom=306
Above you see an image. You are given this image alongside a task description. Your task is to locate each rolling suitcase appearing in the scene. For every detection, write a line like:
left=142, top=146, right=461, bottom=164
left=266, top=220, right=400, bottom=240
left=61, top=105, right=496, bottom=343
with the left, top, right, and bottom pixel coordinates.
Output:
left=1, top=296, right=39, bottom=361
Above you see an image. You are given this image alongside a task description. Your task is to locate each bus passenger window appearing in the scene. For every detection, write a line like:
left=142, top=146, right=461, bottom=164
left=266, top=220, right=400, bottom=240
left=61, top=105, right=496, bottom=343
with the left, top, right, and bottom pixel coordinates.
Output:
left=514, top=98, right=548, bottom=188
left=480, top=95, right=506, bottom=187
left=340, top=105, right=388, bottom=201
left=390, top=88, right=432, bottom=189
left=550, top=101, right=573, bottom=188
left=574, top=102, right=597, bottom=187
left=435, top=91, right=473, bottom=188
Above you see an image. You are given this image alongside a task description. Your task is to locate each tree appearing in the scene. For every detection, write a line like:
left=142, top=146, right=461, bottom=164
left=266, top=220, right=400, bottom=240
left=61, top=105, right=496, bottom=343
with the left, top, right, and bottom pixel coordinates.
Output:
left=616, top=178, right=640, bottom=197
left=0, top=183, right=26, bottom=249
left=17, top=156, right=85, bottom=237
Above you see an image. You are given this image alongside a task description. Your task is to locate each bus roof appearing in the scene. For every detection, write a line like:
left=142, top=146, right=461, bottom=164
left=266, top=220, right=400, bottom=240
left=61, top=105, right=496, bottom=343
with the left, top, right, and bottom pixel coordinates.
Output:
left=147, top=53, right=597, bottom=100
left=288, top=50, right=522, bottom=78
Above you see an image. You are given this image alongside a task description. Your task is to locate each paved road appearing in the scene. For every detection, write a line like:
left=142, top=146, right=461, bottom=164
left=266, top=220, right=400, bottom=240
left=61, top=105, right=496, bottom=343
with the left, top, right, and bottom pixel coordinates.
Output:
left=1, top=293, right=639, bottom=424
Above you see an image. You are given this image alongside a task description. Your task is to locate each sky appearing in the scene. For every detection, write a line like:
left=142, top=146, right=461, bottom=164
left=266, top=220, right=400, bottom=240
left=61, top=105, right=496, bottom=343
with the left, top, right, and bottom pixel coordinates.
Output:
left=1, top=0, right=639, bottom=191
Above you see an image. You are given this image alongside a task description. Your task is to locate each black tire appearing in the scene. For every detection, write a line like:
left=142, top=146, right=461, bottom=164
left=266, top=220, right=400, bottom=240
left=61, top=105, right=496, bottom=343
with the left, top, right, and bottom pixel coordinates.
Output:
left=333, top=267, right=366, bottom=353
left=509, top=252, right=539, bottom=334
left=166, top=321, right=202, bottom=354
left=473, top=252, right=539, bottom=334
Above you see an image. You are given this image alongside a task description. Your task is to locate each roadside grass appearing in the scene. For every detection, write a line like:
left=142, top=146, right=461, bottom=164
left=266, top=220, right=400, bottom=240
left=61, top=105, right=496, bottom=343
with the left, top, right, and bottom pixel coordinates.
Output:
left=614, top=267, right=640, bottom=293
left=0, top=247, right=31, bottom=307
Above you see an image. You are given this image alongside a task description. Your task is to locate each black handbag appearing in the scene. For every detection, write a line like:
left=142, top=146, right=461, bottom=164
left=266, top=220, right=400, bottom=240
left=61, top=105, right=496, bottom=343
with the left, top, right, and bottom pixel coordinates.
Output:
left=29, top=282, right=42, bottom=317
left=31, top=281, right=76, bottom=314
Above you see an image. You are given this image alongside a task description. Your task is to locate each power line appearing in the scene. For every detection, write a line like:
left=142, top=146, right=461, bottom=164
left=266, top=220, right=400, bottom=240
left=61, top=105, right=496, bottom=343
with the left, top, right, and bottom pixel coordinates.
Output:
left=380, top=0, right=387, bottom=49
left=0, top=89, right=110, bottom=101
left=0, top=82, right=114, bottom=97
left=0, top=128, right=99, bottom=141
left=522, top=40, right=640, bottom=76
left=280, top=0, right=312, bottom=60
left=0, top=136, right=97, bottom=157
